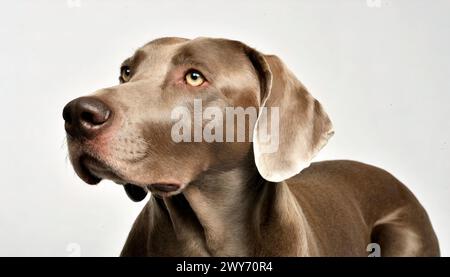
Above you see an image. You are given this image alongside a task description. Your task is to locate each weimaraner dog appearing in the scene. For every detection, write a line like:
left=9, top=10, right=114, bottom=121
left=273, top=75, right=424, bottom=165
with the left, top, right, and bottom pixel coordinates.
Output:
left=63, top=37, right=439, bottom=256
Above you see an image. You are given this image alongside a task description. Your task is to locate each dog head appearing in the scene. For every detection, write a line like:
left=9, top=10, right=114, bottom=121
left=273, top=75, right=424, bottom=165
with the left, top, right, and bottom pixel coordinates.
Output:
left=63, top=37, right=333, bottom=201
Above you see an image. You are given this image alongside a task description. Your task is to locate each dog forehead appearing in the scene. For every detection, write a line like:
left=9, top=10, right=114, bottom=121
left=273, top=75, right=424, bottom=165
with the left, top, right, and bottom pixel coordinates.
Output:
left=134, top=38, right=189, bottom=67
left=174, top=38, right=249, bottom=67
left=137, top=37, right=248, bottom=69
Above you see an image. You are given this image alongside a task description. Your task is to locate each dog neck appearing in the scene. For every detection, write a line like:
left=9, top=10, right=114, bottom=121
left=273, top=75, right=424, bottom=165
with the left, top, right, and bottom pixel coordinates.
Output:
left=160, top=161, right=314, bottom=256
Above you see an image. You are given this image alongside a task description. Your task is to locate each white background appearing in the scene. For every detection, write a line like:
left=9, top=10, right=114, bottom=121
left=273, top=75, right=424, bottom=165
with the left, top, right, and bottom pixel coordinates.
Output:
left=0, top=0, right=449, bottom=256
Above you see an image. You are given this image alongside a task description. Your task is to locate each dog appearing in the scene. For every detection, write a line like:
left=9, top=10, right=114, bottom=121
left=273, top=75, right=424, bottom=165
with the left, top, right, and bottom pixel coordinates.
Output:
left=63, top=37, right=439, bottom=256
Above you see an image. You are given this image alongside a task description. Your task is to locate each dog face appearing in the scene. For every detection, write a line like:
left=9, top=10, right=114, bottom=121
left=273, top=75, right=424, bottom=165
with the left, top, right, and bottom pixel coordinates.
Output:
left=63, top=37, right=262, bottom=199
left=63, top=37, right=333, bottom=200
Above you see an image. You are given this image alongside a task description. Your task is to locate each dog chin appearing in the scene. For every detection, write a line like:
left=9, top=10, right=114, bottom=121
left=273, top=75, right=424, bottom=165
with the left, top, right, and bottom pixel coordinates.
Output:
left=72, top=154, right=122, bottom=185
left=71, top=151, right=187, bottom=201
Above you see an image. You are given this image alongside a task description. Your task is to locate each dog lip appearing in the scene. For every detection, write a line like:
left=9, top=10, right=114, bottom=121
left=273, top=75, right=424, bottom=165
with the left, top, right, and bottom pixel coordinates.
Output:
left=78, top=156, right=102, bottom=185
left=148, top=183, right=180, bottom=192
left=82, top=155, right=126, bottom=183
left=124, top=183, right=148, bottom=202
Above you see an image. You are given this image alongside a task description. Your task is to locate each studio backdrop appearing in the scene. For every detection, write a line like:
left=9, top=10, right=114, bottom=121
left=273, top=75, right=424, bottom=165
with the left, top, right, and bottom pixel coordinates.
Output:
left=0, top=0, right=448, bottom=256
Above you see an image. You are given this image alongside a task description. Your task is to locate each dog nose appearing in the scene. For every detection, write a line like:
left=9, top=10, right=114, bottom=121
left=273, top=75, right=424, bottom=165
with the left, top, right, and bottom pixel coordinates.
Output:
left=63, top=97, right=112, bottom=138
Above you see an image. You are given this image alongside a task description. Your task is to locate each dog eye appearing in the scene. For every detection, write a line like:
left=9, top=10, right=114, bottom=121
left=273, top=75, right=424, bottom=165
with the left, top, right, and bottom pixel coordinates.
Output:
left=185, top=70, right=205, bottom=87
left=120, top=66, right=132, bottom=82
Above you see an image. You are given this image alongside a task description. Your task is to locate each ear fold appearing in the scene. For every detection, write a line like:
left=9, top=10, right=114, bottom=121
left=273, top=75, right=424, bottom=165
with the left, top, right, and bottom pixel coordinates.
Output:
left=245, top=48, right=334, bottom=182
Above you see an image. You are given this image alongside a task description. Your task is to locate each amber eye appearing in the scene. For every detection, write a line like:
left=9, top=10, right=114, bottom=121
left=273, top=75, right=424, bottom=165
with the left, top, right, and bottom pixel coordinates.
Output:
left=185, top=70, right=205, bottom=87
left=120, top=66, right=132, bottom=82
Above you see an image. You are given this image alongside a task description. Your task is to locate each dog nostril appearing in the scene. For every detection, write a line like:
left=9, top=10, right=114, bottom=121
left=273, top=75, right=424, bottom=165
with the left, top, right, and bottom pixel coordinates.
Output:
left=63, top=96, right=112, bottom=138
left=80, top=111, right=92, bottom=123
left=77, top=97, right=111, bottom=127
left=80, top=110, right=110, bottom=126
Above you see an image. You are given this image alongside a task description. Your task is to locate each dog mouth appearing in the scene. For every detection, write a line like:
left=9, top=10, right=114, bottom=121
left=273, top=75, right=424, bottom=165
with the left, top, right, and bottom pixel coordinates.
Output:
left=124, top=183, right=181, bottom=202
left=75, top=155, right=103, bottom=185
left=75, top=155, right=120, bottom=185
left=75, top=155, right=183, bottom=201
left=123, top=184, right=148, bottom=202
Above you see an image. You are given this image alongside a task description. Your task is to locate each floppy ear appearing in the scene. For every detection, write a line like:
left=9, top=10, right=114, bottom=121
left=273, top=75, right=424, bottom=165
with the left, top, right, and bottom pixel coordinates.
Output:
left=245, top=48, right=334, bottom=182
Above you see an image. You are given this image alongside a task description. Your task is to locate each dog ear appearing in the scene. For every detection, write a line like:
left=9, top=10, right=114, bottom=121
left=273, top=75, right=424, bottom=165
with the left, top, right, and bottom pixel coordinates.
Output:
left=245, top=47, right=334, bottom=182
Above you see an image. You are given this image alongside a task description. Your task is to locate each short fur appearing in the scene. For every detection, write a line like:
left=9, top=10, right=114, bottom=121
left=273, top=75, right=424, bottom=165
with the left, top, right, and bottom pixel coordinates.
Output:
left=64, top=37, right=439, bottom=256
